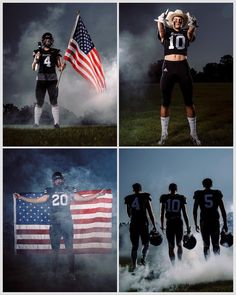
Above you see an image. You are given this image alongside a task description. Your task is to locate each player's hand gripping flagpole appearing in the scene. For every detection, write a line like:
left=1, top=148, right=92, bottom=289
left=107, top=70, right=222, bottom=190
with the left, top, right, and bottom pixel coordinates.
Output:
left=63, top=11, right=106, bottom=93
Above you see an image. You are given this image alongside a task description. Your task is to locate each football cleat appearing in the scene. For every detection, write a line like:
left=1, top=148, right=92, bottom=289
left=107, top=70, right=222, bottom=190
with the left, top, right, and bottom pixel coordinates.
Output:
left=33, top=124, right=39, bottom=128
left=54, top=124, right=60, bottom=129
left=158, top=134, right=168, bottom=145
left=191, top=135, right=201, bottom=146
left=140, top=257, right=146, bottom=266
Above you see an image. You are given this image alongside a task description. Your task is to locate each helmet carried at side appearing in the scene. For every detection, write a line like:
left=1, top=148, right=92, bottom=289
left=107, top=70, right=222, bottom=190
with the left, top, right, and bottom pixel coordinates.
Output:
left=220, top=231, right=233, bottom=248
left=149, top=228, right=163, bottom=246
left=183, top=233, right=197, bottom=250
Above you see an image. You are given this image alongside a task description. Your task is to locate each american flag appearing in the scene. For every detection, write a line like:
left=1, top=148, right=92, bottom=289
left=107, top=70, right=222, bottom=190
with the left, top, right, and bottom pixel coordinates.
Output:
left=14, top=189, right=112, bottom=254
left=64, top=14, right=106, bottom=93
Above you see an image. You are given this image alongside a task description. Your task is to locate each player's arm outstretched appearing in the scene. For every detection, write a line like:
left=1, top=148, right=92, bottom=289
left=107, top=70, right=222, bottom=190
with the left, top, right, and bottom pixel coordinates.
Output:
left=219, top=198, right=228, bottom=232
left=13, top=192, right=49, bottom=203
left=73, top=189, right=106, bottom=202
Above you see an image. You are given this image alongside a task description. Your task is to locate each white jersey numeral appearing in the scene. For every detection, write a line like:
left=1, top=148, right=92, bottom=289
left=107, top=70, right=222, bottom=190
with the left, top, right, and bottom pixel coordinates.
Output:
left=44, top=56, right=51, bottom=67
left=169, top=35, right=186, bottom=50
left=52, top=194, right=68, bottom=206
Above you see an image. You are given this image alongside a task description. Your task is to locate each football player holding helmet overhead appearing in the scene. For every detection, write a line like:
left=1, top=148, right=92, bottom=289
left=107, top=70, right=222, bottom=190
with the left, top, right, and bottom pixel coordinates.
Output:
left=32, top=32, right=66, bottom=128
left=13, top=172, right=105, bottom=280
left=124, top=183, right=157, bottom=271
left=193, top=178, right=228, bottom=259
left=155, top=9, right=201, bottom=146
left=160, top=183, right=191, bottom=264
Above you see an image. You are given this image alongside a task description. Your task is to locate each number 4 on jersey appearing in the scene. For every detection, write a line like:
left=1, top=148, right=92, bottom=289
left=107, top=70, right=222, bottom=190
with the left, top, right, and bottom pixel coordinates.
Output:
left=131, top=197, right=140, bottom=210
left=44, top=56, right=51, bottom=67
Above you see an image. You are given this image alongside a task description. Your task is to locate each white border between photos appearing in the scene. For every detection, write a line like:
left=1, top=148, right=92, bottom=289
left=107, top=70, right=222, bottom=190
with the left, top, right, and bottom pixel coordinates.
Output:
left=1, top=1, right=235, bottom=295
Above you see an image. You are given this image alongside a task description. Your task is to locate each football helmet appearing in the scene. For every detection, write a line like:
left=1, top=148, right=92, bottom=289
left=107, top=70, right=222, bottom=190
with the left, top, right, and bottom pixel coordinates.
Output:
left=183, top=233, right=197, bottom=250
left=42, top=32, right=54, bottom=47
left=220, top=231, right=233, bottom=248
left=149, top=228, right=163, bottom=246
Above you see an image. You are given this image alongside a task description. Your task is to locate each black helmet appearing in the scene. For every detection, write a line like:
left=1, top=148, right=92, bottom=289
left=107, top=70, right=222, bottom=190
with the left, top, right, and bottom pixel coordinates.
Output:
left=149, top=228, right=163, bottom=246
left=42, top=32, right=54, bottom=47
left=183, top=234, right=197, bottom=250
left=220, top=231, right=233, bottom=248
left=52, top=171, right=64, bottom=182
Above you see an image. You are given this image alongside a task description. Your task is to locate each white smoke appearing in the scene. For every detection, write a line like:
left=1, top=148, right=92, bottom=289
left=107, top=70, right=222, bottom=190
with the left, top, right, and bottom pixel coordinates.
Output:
left=119, top=27, right=161, bottom=82
left=120, top=231, right=233, bottom=292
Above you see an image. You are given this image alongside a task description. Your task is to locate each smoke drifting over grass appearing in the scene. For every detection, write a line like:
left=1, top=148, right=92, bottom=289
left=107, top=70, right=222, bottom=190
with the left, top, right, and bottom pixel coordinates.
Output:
left=119, top=228, right=233, bottom=292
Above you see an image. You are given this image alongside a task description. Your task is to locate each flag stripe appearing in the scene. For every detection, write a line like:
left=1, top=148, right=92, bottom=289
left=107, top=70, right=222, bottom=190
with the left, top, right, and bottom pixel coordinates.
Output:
left=64, top=15, right=106, bottom=93
left=16, top=242, right=112, bottom=250
left=14, top=190, right=113, bottom=254
left=65, top=45, right=101, bottom=92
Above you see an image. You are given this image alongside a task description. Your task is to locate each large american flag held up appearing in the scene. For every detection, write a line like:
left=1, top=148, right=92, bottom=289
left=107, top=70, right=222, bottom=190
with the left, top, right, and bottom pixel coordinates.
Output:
left=14, top=189, right=112, bottom=254
left=64, top=14, right=106, bottom=93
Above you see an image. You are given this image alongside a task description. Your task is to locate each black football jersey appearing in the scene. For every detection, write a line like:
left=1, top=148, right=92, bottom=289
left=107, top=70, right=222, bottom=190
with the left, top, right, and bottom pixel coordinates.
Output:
left=160, top=193, right=186, bottom=220
left=124, top=192, right=151, bottom=223
left=159, top=27, right=191, bottom=56
left=193, top=189, right=223, bottom=220
left=44, top=185, right=76, bottom=223
left=33, top=47, right=61, bottom=78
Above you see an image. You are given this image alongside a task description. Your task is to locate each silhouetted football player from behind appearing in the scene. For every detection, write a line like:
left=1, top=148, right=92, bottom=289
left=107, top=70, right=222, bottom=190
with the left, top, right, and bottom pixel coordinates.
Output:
left=125, top=183, right=157, bottom=271
left=160, top=183, right=191, bottom=264
left=193, top=178, right=228, bottom=259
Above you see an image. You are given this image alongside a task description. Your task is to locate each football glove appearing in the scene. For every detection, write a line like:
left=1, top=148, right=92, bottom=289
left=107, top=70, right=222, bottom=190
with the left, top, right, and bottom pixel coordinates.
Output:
left=155, top=9, right=169, bottom=24
left=187, top=13, right=198, bottom=28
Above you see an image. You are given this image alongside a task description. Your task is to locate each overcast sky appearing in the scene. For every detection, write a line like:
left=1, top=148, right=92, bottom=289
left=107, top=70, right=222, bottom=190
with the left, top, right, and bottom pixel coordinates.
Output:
left=3, top=3, right=117, bottom=124
left=120, top=3, right=233, bottom=81
left=119, top=148, right=233, bottom=224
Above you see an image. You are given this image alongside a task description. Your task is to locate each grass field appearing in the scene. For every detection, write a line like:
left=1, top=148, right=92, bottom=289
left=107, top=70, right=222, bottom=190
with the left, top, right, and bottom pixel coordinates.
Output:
left=3, top=125, right=117, bottom=146
left=120, top=83, right=233, bottom=146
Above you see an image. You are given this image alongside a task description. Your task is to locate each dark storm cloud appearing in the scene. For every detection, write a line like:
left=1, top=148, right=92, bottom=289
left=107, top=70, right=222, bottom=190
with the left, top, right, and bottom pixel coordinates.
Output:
left=3, top=3, right=117, bottom=124
left=119, top=3, right=233, bottom=81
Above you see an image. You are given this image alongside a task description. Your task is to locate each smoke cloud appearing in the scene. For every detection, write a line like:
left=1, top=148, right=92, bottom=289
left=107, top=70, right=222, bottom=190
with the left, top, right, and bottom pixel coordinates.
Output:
left=119, top=231, right=233, bottom=292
